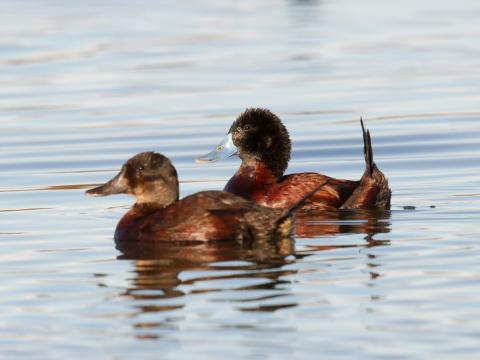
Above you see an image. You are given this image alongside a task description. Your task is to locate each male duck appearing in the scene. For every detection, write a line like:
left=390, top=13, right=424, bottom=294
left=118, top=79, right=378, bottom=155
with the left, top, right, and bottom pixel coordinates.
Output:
left=197, top=108, right=391, bottom=211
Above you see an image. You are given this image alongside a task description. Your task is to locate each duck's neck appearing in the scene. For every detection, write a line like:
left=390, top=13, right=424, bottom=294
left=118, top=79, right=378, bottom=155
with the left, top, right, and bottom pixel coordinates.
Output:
left=243, top=158, right=278, bottom=181
left=132, top=187, right=179, bottom=213
left=224, top=159, right=278, bottom=196
left=132, top=202, right=168, bottom=214
left=114, top=193, right=178, bottom=243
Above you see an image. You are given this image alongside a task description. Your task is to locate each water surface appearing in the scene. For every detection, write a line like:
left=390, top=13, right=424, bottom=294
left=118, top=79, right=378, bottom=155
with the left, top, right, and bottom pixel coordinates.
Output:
left=1, top=1, right=480, bottom=359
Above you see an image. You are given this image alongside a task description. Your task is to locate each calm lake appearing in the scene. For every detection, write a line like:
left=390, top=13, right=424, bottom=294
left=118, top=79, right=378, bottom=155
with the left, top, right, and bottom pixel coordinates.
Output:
left=1, top=0, right=479, bottom=359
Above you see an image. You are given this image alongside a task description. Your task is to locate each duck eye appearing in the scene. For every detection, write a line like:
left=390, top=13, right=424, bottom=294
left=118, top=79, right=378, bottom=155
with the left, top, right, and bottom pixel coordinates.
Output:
left=244, top=125, right=250, bottom=131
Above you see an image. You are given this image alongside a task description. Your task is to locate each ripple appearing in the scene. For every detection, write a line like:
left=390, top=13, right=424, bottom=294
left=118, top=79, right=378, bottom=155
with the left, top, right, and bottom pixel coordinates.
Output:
left=1, top=0, right=480, bottom=358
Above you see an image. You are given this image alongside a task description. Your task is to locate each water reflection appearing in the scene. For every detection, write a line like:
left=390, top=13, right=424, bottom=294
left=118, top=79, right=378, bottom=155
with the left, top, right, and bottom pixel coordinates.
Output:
left=116, top=236, right=294, bottom=296
left=111, top=210, right=390, bottom=338
left=295, top=209, right=391, bottom=239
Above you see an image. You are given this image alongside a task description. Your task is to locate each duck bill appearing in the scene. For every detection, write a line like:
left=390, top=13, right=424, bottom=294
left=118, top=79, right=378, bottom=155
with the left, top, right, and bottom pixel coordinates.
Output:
left=85, top=168, right=128, bottom=197
left=196, top=133, right=238, bottom=163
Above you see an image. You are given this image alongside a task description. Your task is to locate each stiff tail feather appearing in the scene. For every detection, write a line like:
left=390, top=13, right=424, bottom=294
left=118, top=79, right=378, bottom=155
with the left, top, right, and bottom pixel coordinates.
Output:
left=341, top=118, right=391, bottom=210
left=361, top=117, right=374, bottom=177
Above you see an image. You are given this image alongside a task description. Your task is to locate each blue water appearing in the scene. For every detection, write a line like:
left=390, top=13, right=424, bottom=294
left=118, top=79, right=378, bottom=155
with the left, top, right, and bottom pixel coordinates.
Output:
left=1, top=1, right=480, bottom=359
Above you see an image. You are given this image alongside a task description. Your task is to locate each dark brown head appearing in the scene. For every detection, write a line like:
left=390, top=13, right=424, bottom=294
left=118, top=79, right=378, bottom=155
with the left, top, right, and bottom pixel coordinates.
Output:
left=86, top=152, right=179, bottom=208
left=229, top=108, right=291, bottom=177
left=196, top=108, right=291, bottom=178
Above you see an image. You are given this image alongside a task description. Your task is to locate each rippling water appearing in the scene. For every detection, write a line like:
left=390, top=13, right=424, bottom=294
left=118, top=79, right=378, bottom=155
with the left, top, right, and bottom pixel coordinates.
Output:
left=1, top=0, right=480, bottom=359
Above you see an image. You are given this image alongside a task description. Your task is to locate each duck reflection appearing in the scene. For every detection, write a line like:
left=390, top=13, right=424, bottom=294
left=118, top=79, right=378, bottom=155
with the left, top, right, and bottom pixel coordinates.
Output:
left=112, top=210, right=390, bottom=339
left=295, top=209, right=391, bottom=239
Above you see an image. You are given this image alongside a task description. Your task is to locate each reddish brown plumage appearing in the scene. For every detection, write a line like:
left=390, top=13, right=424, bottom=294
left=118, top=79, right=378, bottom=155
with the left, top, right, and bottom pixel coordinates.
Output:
left=114, top=190, right=293, bottom=243
left=340, top=166, right=391, bottom=209
left=225, top=161, right=359, bottom=211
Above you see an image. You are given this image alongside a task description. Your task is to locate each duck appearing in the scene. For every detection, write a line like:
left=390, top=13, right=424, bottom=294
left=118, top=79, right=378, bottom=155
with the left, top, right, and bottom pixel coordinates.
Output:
left=86, top=151, right=326, bottom=243
left=197, top=108, right=391, bottom=211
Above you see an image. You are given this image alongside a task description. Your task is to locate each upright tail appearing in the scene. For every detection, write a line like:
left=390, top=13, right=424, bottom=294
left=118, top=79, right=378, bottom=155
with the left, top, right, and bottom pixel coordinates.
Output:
left=341, top=118, right=391, bottom=210
left=361, top=117, right=375, bottom=177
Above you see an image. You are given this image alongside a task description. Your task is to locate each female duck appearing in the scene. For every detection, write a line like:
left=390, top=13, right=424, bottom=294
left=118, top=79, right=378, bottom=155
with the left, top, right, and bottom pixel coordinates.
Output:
left=86, top=152, right=323, bottom=243
left=197, top=108, right=391, bottom=211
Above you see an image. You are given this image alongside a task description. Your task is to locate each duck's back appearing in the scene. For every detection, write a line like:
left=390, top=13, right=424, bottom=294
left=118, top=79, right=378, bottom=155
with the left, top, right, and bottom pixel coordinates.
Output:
left=114, top=191, right=291, bottom=243
left=267, top=173, right=359, bottom=211
left=225, top=171, right=359, bottom=211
